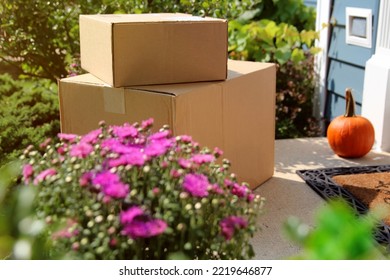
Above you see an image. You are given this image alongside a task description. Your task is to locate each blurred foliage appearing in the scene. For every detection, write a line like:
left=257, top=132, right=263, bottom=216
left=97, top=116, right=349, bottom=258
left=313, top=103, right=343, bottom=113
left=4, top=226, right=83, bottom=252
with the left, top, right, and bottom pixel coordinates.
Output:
left=0, top=161, right=55, bottom=259
left=0, top=74, right=60, bottom=167
left=284, top=199, right=387, bottom=260
left=239, top=0, right=316, bottom=31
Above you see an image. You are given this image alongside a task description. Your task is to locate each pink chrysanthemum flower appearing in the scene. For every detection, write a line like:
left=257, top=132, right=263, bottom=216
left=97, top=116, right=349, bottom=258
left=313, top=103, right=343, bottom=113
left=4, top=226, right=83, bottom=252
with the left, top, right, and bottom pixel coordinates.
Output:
left=112, top=123, right=138, bottom=139
left=70, top=142, right=94, bottom=158
left=179, top=135, right=193, bottom=143
left=123, top=219, right=167, bottom=239
left=231, top=183, right=249, bottom=198
left=211, top=183, right=224, bottom=195
left=101, top=139, right=135, bottom=154
left=149, top=130, right=170, bottom=141
left=120, top=206, right=167, bottom=238
left=108, top=150, right=146, bottom=167
left=213, top=147, right=224, bottom=157
left=92, top=171, right=129, bottom=199
left=182, top=173, right=209, bottom=197
left=52, top=219, right=79, bottom=240
left=57, top=133, right=78, bottom=142
left=79, top=172, right=93, bottom=187
left=141, top=118, right=154, bottom=129
left=178, top=158, right=192, bottom=169
left=80, top=128, right=102, bottom=144
left=120, top=206, right=145, bottom=224
left=219, top=216, right=248, bottom=240
left=191, top=154, right=215, bottom=164
left=33, top=168, right=57, bottom=185
left=22, top=164, right=34, bottom=184
left=144, top=138, right=172, bottom=157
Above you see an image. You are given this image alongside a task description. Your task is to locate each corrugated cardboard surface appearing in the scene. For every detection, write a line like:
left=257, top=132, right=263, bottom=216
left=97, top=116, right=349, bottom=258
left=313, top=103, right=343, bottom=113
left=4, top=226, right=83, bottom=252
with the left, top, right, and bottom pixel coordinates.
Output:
left=59, top=60, right=275, bottom=188
left=80, top=13, right=228, bottom=87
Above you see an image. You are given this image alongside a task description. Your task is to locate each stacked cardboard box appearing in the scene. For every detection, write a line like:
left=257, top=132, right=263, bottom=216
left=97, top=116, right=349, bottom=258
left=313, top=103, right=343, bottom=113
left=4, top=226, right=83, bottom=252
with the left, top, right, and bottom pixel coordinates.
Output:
left=79, top=13, right=228, bottom=87
left=59, top=13, right=276, bottom=188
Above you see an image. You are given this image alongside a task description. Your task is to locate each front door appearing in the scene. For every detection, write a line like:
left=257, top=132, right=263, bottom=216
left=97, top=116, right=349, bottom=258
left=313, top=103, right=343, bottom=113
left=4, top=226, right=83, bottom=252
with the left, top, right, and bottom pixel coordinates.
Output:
left=325, top=0, right=380, bottom=125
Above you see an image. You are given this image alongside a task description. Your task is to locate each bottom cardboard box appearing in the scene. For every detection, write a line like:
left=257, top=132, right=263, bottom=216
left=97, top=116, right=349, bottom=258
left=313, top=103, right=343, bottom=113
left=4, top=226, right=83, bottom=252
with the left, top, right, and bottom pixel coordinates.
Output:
left=58, top=59, right=275, bottom=188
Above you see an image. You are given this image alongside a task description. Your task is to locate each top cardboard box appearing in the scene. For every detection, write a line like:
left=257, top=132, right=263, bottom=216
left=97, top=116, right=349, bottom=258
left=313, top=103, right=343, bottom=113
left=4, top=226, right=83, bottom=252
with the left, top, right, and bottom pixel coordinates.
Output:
left=79, top=13, right=228, bottom=87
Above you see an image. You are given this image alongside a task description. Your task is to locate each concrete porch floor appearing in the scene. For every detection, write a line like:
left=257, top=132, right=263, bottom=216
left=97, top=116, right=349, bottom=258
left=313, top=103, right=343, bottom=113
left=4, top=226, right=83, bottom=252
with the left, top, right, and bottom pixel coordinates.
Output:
left=251, top=137, right=390, bottom=259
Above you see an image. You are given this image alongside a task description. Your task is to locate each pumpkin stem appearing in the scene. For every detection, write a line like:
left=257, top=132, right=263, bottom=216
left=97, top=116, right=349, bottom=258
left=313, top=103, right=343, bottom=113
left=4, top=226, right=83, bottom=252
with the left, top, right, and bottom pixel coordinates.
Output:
left=344, top=88, right=356, bottom=117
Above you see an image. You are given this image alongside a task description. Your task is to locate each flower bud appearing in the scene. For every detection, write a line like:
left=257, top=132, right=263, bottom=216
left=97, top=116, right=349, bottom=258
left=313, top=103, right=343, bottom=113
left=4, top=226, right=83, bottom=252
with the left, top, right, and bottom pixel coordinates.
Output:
left=85, top=210, right=93, bottom=217
left=176, top=223, right=185, bottom=231
left=98, top=120, right=106, bottom=127
left=96, top=246, right=105, bottom=254
left=184, top=242, right=192, bottom=250
left=80, top=238, right=88, bottom=246
left=72, top=242, right=80, bottom=251
left=185, top=204, right=192, bottom=211
left=107, top=215, right=115, bottom=222
left=95, top=215, right=104, bottom=223
left=45, top=216, right=53, bottom=224
left=107, top=227, right=116, bottom=235
left=143, top=165, right=150, bottom=173
left=179, top=192, right=189, bottom=199
left=109, top=238, right=117, bottom=248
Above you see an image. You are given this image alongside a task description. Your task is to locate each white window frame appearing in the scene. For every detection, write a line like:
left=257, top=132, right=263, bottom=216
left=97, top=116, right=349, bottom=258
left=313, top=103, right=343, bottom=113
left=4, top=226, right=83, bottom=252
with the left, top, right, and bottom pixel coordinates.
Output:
left=346, top=7, right=372, bottom=48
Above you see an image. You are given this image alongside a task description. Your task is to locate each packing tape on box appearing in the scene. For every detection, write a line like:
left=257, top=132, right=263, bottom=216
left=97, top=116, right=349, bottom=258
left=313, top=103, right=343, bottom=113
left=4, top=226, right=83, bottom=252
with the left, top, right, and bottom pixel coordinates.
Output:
left=102, top=86, right=126, bottom=114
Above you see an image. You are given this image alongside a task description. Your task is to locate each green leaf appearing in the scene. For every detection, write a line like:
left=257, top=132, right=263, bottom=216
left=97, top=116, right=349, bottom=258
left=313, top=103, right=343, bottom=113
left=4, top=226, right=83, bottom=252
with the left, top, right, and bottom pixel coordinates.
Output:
left=300, top=30, right=319, bottom=47
left=274, top=45, right=291, bottom=65
left=291, top=48, right=305, bottom=64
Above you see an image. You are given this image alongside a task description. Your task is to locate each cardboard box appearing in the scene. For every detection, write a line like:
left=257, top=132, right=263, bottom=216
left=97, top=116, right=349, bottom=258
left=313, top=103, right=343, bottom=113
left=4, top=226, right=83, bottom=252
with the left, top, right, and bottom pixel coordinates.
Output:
left=79, top=13, right=228, bottom=87
left=59, top=60, right=275, bottom=188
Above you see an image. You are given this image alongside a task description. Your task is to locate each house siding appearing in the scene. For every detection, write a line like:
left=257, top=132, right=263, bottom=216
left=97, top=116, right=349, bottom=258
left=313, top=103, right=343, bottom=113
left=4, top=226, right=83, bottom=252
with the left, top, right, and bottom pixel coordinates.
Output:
left=325, top=0, right=380, bottom=122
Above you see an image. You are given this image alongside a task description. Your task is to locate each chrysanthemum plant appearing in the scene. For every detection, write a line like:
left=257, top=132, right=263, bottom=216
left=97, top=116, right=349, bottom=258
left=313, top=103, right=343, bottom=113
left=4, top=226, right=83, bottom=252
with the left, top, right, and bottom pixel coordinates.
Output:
left=21, top=119, right=264, bottom=260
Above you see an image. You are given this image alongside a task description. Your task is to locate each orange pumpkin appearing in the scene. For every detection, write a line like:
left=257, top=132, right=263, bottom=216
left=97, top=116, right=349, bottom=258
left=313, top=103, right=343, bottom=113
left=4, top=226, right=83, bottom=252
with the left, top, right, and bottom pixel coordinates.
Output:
left=327, top=88, right=375, bottom=158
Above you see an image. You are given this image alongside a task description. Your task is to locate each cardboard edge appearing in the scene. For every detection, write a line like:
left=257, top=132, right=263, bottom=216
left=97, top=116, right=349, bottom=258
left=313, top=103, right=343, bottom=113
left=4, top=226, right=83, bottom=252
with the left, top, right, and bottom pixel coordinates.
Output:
left=57, top=79, right=69, bottom=133
left=79, top=15, right=115, bottom=87
left=111, top=23, right=116, bottom=87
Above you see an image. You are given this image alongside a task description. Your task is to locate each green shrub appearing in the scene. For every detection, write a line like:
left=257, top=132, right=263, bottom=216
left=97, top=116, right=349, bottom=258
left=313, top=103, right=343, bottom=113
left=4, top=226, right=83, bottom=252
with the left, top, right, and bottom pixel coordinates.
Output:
left=0, top=74, right=60, bottom=167
left=240, top=0, right=316, bottom=31
left=275, top=56, right=320, bottom=139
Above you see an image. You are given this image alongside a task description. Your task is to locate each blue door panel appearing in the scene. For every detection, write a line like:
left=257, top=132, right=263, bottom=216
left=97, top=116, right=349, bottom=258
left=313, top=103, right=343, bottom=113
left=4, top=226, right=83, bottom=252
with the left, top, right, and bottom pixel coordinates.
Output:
left=304, top=0, right=317, bottom=8
left=327, top=60, right=364, bottom=103
left=328, top=26, right=374, bottom=67
left=326, top=92, right=362, bottom=121
left=326, top=93, right=345, bottom=120
left=324, top=0, right=380, bottom=124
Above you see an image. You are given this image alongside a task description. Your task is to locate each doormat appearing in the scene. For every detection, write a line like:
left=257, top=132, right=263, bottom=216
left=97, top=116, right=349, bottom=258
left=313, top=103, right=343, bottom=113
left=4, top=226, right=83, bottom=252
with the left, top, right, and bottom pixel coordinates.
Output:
left=296, top=165, right=390, bottom=247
